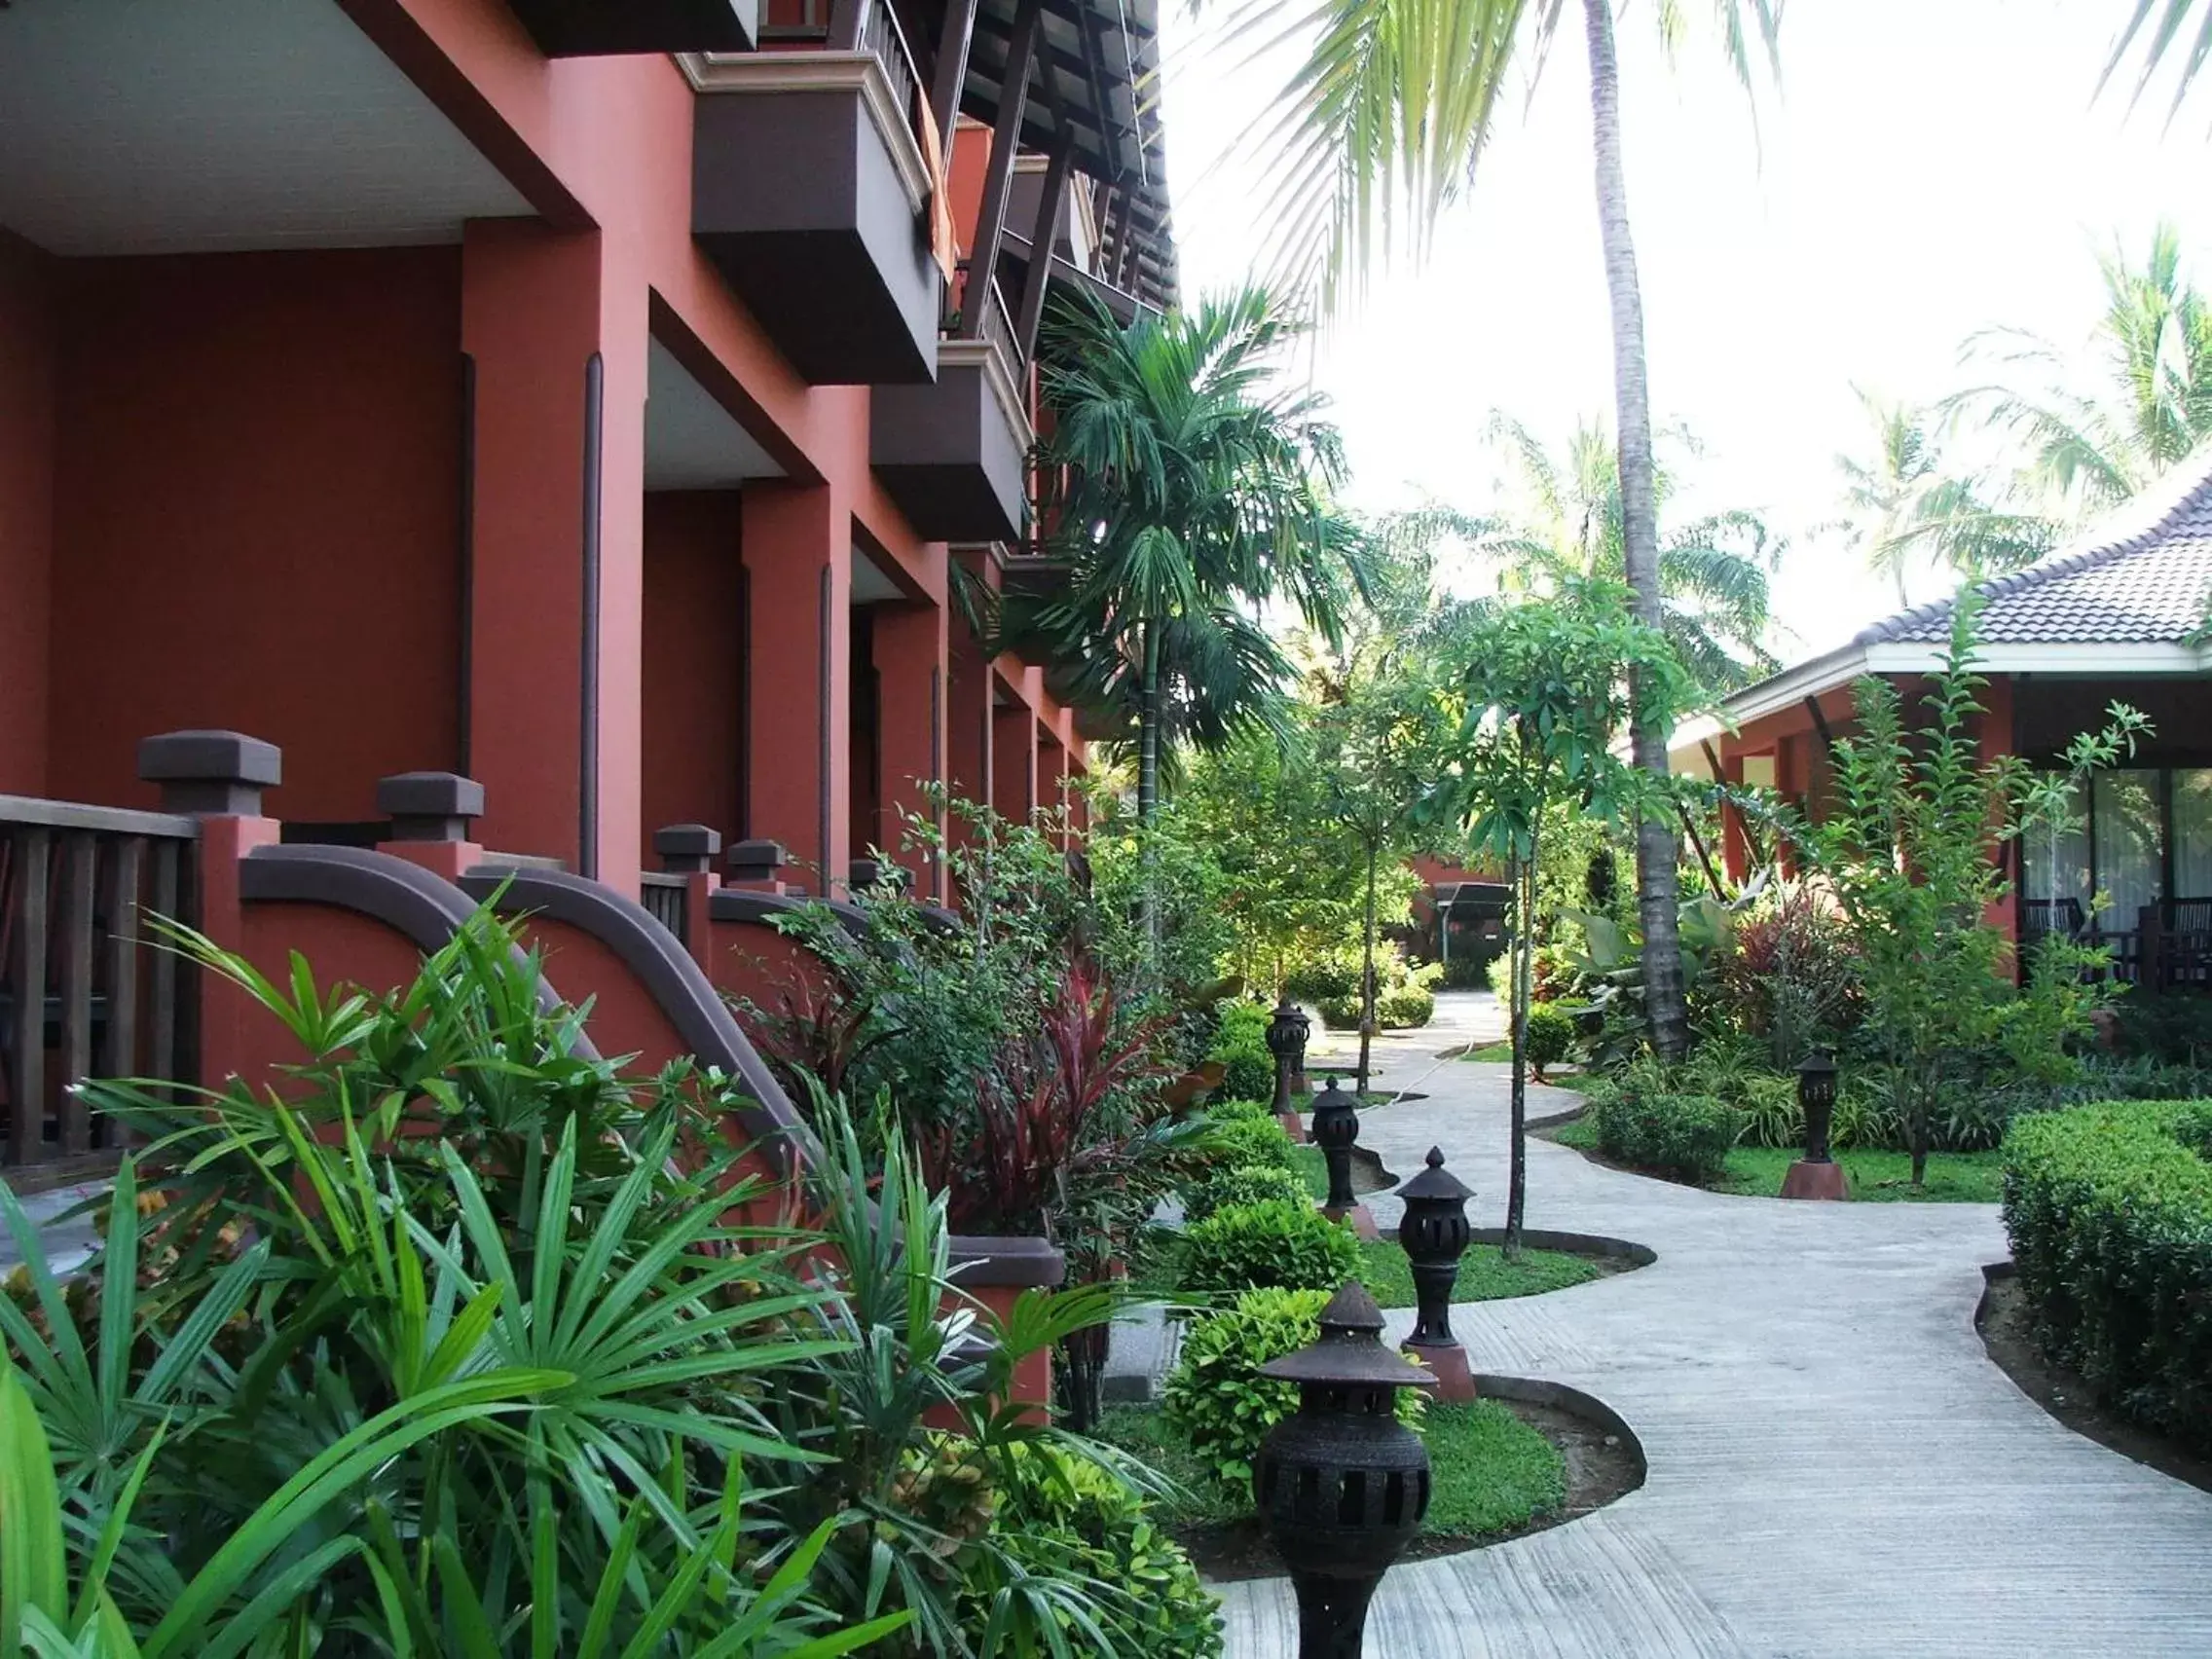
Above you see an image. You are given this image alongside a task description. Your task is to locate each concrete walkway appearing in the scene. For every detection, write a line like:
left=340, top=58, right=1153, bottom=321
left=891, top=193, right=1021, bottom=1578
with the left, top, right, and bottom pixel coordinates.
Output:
left=1217, top=1016, right=2212, bottom=1657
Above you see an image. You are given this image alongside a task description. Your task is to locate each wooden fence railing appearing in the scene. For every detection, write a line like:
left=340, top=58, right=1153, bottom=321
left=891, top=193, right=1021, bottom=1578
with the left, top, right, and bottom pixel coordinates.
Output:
left=0, top=796, right=200, bottom=1187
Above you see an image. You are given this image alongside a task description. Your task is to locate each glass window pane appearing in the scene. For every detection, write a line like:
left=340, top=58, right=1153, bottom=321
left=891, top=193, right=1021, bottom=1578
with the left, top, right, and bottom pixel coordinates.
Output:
left=2092, top=769, right=2164, bottom=930
left=2023, top=775, right=2090, bottom=928
left=2175, top=770, right=2212, bottom=900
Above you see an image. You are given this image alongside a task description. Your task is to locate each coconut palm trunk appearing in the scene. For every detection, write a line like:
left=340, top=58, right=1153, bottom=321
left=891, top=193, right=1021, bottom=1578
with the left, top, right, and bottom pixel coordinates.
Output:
left=1583, top=0, right=1689, bottom=1059
left=1138, top=620, right=1162, bottom=943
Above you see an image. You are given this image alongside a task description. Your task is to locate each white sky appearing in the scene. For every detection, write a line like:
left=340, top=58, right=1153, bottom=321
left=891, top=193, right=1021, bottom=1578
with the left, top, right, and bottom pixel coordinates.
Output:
left=1156, top=0, right=2212, bottom=660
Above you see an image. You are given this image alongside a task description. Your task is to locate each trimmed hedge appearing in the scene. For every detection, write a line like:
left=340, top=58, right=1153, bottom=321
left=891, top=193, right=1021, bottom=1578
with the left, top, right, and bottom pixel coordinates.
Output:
left=1181, top=1198, right=1361, bottom=1297
left=1525, top=1004, right=1575, bottom=1075
left=1184, top=1161, right=1313, bottom=1225
left=2002, top=1100, right=2212, bottom=1452
left=1207, top=1002, right=1276, bottom=1101
left=1202, top=1111, right=1298, bottom=1175
left=1586, top=1087, right=1740, bottom=1184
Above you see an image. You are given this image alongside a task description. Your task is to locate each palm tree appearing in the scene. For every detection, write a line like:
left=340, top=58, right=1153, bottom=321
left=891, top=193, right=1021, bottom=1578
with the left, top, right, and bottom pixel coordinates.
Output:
left=2102, top=0, right=2212, bottom=119
left=1828, top=390, right=2056, bottom=605
left=1461, top=415, right=1780, bottom=692
left=1235, top=0, right=1783, bottom=1058
left=1953, top=224, right=2212, bottom=517
left=1009, top=288, right=1366, bottom=833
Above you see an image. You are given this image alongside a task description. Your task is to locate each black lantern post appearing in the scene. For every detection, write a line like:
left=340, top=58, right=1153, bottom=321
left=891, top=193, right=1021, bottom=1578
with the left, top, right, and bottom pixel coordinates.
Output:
left=1268, top=996, right=1312, bottom=1140
left=1309, top=1075, right=1377, bottom=1239
left=1781, top=1048, right=1849, bottom=1199
left=1254, top=1280, right=1438, bottom=1659
left=1395, top=1147, right=1476, bottom=1400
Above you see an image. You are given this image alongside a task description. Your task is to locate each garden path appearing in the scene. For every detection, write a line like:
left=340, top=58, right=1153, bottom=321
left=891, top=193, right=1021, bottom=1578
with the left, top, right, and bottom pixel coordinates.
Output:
left=1215, top=1018, right=2212, bottom=1657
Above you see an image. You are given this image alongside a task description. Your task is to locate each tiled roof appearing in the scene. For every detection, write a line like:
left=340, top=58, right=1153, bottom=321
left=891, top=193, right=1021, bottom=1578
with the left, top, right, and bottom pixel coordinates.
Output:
left=1855, top=447, right=2212, bottom=647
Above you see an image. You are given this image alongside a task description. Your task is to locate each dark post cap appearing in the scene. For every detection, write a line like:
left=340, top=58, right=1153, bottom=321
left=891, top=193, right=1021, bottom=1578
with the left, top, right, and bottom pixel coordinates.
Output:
left=654, top=824, right=722, bottom=873
left=376, top=771, right=484, bottom=842
left=725, top=838, right=788, bottom=882
left=1395, top=1146, right=1474, bottom=1204
left=137, top=730, right=281, bottom=816
left=1260, top=1281, right=1436, bottom=1390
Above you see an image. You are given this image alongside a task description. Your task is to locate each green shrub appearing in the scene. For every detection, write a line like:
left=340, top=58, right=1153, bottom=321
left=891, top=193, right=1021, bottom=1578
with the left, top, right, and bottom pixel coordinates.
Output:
left=1162, top=1288, right=1423, bottom=1486
left=1184, top=1161, right=1313, bottom=1224
left=1205, top=1096, right=1277, bottom=1125
left=1283, top=955, right=1359, bottom=1002
left=1207, top=1001, right=1276, bottom=1101
left=1204, top=1110, right=1298, bottom=1174
left=1586, top=1085, right=1741, bottom=1183
left=1376, top=981, right=1437, bottom=1028
left=2002, top=1100, right=2212, bottom=1451
left=1525, top=1003, right=1575, bottom=1074
left=968, top=1442, right=1223, bottom=1657
left=1182, top=1198, right=1361, bottom=1296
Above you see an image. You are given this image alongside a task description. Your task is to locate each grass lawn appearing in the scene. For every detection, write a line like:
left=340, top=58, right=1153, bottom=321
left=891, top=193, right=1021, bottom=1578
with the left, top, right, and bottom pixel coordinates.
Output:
left=1125, top=1221, right=1599, bottom=1307
left=1458, top=1046, right=1595, bottom=1092
left=1097, top=1400, right=1565, bottom=1542
left=1290, top=1144, right=1328, bottom=1200
left=1551, top=1117, right=2004, bottom=1201
left=1353, top=1238, right=1600, bottom=1309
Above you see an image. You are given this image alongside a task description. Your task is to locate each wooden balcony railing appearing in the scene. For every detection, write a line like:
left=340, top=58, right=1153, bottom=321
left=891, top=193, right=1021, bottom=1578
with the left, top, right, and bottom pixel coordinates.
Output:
left=761, top=0, right=922, bottom=145
left=0, top=796, right=200, bottom=1187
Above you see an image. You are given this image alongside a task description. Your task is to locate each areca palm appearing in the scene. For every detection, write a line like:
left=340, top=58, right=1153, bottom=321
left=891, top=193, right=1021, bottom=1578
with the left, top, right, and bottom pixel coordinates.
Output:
left=1012, top=287, right=1366, bottom=830
left=1230, top=0, right=1783, bottom=1057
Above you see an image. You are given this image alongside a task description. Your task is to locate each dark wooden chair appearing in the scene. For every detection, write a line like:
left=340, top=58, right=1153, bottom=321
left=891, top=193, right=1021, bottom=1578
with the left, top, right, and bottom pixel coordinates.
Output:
left=2022, top=898, right=2086, bottom=944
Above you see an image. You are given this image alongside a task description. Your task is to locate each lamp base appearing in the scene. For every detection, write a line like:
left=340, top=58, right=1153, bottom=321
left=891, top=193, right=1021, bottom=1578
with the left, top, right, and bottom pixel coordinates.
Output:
left=1321, top=1201, right=1379, bottom=1241
left=1278, top=1111, right=1309, bottom=1143
left=1401, top=1339, right=1474, bottom=1402
left=1780, top=1159, right=1851, bottom=1200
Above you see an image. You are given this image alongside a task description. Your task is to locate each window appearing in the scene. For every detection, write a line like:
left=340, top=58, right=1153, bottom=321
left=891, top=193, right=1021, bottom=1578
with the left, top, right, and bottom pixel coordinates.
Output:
left=2175, top=769, right=2212, bottom=901
left=2092, top=769, right=2165, bottom=929
left=2022, top=775, right=2090, bottom=917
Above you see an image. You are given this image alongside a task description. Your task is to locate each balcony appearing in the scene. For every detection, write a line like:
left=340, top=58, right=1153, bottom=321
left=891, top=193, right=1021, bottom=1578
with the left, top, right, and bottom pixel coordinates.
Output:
left=688, top=0, right=940, bottom=386
left=508, top=0, right=758, bottom=56
left=869, top=276, right=1032, bottom=542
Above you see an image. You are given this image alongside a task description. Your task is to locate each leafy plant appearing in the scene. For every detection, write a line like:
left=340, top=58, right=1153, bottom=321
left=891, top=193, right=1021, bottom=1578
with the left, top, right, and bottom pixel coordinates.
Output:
left=961, top=1443, right=1222, bottom=1658
left=1161, top=1289, right=1422, bottom=1489
left=1711, top=880, right=1864, bottom=1068
left=1201, top=1111, right=1298, bottom=1175
left=2002, top=1100, right=2212, bottom=1452
left=7, top=906, right=911, bottom=1658
left=1524, top=1004, right=1575, bottom=1081
left=1774, top=594, right=2150, bottom=1184
left=1182, top=1162, right=1314, bottom=1226
left=1204, top=1001, right=1276, bottom=1101
left=1585, top=1084, right=1742, bottom=1184
left=1179, top=1200, right=1361, bottom=1297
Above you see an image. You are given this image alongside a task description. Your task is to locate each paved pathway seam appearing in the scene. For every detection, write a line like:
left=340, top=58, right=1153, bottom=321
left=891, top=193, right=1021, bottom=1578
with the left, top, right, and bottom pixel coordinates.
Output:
left=1216, top=993, right=2212, bottom=1657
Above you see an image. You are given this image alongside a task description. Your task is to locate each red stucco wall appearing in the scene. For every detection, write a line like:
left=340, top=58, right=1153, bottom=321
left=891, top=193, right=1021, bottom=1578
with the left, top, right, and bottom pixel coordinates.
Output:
left=642, top=491, right=747, bottom=843
left=45, top=248, right=462, bottom=819
left=0, top=236, right=54, bottom=796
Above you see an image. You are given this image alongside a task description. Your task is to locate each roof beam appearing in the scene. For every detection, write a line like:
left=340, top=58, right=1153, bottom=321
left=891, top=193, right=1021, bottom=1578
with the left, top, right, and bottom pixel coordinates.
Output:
left=960, top=0, right=1040, bottom=341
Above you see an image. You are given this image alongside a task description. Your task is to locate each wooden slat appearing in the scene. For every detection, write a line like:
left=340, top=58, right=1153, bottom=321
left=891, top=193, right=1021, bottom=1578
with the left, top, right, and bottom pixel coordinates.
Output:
left=102, top=837, right=141, bottom=1141
left=57, top=833, right=94, bottom=1154
left=102, top=838, right=141, bottom=1079
left=8, top=828, right=50, bottom=1165
left=149, top=838, right=179, bottom=1093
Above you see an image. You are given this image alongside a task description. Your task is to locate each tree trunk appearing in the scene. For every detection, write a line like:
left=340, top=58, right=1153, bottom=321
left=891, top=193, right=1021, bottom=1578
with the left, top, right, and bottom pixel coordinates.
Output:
left=1583, top=0, right=1687, bottom=1060
left=1356, top=838, right=1380, bottom=1095
left=1138, top=621, right=1161, bottom=948
left=1504, top=848, right=1530, bottom=1262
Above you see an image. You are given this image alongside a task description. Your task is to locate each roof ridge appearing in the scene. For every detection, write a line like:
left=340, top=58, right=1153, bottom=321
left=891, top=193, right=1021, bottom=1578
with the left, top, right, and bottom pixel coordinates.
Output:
left=1852, top=441, right=2212, bottom=646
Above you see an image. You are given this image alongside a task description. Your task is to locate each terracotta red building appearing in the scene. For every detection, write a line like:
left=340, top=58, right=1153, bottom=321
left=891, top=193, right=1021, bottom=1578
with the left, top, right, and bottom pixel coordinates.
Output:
left=0, top=0, right=1170, bottom=1280
left=1679, top=454, right=2212, bottom=985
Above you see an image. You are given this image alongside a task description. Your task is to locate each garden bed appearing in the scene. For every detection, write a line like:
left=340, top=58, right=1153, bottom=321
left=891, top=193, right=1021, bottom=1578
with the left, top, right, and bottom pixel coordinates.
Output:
left=1542, top=1115, right=2005, bottom=1201
left=1975, top=1267, right=2212, bottom=1496
left=1098, top=1379, right=1642, bottom=1580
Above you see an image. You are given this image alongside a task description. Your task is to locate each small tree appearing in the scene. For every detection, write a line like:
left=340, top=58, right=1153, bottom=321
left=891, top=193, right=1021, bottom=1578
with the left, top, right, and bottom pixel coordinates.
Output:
left=1311, top=664, right=1456, bottom=1093
left=1785, top=594, right=2149, bottom=1186
left=1439, top=581, right=1693, bottom=1255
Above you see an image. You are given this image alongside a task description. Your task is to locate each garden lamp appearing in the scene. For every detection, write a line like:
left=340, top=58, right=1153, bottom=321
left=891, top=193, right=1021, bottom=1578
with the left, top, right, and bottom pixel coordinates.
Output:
left=1267, top=996, right=1312, bottom=1117
left=1395, top=1147, right=1476, bottom=1400
left=1254, top=1279, right=1438, bottom=1659
left=1781, top=1048, right=1849, bottom=1200
left=1309, top=1076, right=1378, bottom=1238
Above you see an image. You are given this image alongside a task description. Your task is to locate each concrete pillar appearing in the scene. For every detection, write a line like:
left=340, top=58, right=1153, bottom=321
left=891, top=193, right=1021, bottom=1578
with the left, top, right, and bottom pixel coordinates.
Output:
left=946, top=620, right=993, bottom=838
left=992, top=703, right=1037, bottom=824
left=461, top=220, right=647, bottom=892
left=1718, top=747, right=1749, bottom=885
left=1038, top=732, right=1067, bottom=840
left=741, top=482, right=852, bottom=895
left=871, top=599, right=949, bottom=901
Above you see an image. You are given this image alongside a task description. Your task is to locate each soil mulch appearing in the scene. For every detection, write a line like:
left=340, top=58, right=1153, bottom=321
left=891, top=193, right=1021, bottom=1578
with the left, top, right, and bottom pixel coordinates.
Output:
left=1177, top=1398, right=1643, bottom=1581
left=1975, top=1271, right=2212, bottom=1496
